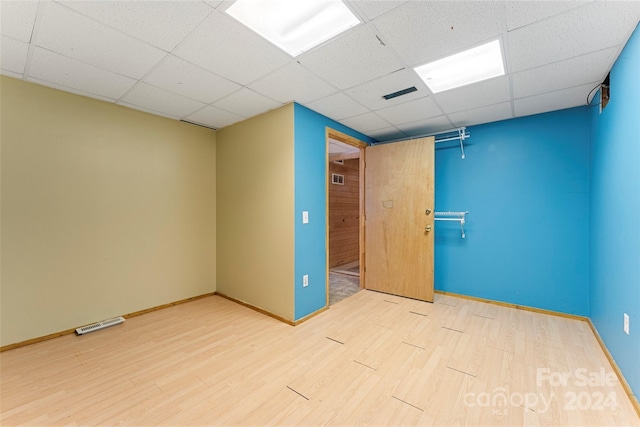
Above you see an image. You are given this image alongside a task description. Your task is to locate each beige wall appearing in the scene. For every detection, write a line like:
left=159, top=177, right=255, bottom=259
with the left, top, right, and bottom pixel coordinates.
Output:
left=0, top=77, right=217, bottom=346
left=216, top=105, right=295, bottom=321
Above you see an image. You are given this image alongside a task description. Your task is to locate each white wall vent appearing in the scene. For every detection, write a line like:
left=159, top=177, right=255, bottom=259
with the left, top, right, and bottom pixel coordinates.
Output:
left=331, top=173, right=345, bottom=185
left=76, top=316, right=125, bottom=335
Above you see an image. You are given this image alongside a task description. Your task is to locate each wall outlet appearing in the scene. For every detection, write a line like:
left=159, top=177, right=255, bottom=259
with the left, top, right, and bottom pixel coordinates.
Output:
left=624, top=313, right=629, bottom=335
left=303, top=274, right=309, bottom=287
left=302, top=211, right=309, bottom=224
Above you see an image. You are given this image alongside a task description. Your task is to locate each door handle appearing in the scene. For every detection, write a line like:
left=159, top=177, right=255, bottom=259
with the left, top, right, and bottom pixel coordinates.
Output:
left=425, top=225, right=432, bottom=232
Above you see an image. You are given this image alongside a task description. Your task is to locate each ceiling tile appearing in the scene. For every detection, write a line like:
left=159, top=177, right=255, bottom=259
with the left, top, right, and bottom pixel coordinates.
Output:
left=143, top=55, right=241, bottom=104
left=121, top=82, right=206, bottom=118
left=27, top=76, right=117, bottom=103
left=185, top=105, right=245, bottom=129
left=213, top=88, right=282, bottom=119
left=0, top=1, right=38, bottom=42
left=505, top=1, right=592, bottom=31
left=59, top=1, right=213, bottom=51
left=329, top=140, right=359, bottom=154
left=0, top=36, right=29, bottom=74
left=375, top=96, right=442, bottom=126
left=304, top=92, right=369, bottom=120
left=346, top=69, right=427, bottom=111
left=1, top=69, right=22, bottom=79
left=248, top=62, right=337, bottom=104
left=116, top=101, right=179, bottom=120
left=174, top=11, right=291, bottom=86
left=298, top=23, right=405, bottom=90
left=448, top=102, right=513, bottom=127
left=373, top=1, right=504, bottom=66
left=36, top=2, right=166, bottom=79
left=28, top=47, right=136, bottom=100
left=433, top=76, right=511, bottom=114
left=350, top=1, right=408, bottom=21
left=367, top=126, right=408, bottom=142
left=514, top=82, right=598, bottom=118
left=508, top=1, right=640, bottom=72
left=340, top=111, right=391, bottom=134
left=512, top=47, right=619, bottom=99
left=396, top=115, right=454, bottom=137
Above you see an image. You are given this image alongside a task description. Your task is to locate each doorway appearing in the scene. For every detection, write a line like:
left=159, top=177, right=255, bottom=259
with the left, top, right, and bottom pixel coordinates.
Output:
left=325, top=131, right=435, bottom=305
left=326, top=129, right=366, bottom=306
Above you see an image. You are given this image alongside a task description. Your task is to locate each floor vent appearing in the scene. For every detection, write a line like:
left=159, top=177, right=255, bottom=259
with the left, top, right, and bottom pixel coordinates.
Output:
left=76, top=317, right=125, bottom=335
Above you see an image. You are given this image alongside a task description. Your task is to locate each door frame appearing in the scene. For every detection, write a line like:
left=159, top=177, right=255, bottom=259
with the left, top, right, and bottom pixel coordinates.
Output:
left=325, top=128, right=368, bottom=306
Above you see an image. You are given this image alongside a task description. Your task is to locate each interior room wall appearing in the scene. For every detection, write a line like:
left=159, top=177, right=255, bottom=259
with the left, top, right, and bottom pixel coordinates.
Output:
left=434, top=107, right=590, bottom=316
left=292, top=104, right=373, bottom=320
left=0, top=76, right=217, bottom=347
left=589, top=23, right=640, bottom=398
left=216, top=104, right=296, bottom=321
left=328, top=159, right=360, bottom=268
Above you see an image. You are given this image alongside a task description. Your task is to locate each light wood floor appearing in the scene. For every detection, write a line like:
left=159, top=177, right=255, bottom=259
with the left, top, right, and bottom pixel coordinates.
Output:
left=1, top=291, right=638, bottom=426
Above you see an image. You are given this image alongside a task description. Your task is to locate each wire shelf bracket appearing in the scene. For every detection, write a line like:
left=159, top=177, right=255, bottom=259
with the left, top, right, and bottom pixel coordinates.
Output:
left=434, top=127, right=469, bottom=159
left=373, top=127, right=470, bottom=159
left=434, top=211, right=468, bottom=238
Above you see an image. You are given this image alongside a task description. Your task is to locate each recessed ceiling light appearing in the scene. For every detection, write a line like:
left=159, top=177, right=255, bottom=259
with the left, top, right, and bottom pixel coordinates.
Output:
left=225, top=0, right=360, bottom=57
left=414, top=40, right=505, bottom=93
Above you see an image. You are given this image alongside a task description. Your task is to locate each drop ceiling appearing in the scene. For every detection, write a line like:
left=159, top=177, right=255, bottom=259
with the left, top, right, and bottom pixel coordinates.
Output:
left=1, top=1, right=638, bottom=142
left=329, top=138, right=360, bottom=155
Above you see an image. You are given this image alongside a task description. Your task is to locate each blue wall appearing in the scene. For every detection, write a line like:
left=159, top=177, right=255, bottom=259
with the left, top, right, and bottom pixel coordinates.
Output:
left=435, top=108, right=590, bottom=316
left=589, top=24, right=640, bottom=396
left=293, top=103, right=373, bottom=320
left=292, top=25, right=640, bottom=395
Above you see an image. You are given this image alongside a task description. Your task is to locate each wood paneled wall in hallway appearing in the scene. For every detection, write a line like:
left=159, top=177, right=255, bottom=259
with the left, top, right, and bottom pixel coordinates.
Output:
left=328, top=159, right=359, bottom=268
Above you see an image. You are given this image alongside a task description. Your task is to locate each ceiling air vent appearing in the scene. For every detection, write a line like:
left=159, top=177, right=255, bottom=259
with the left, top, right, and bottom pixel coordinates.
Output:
left=332, top=173, right=345, bottom=185
left=383, top=86, right=418, bottom=100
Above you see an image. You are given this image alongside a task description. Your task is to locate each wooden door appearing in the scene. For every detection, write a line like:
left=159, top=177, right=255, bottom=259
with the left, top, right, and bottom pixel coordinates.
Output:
left=364, top=137, right=434, bottom=302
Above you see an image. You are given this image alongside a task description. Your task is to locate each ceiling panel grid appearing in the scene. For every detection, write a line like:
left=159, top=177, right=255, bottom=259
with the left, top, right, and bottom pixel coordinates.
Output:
left=0, top=0, right=637, bottom=138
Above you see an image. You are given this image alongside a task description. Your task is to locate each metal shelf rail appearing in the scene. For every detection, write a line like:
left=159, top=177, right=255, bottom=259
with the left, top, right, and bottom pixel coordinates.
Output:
left=434, top=211, right=468, bottom=238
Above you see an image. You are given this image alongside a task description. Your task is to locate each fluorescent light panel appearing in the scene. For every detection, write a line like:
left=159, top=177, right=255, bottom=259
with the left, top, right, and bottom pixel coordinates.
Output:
left=415, top=40, right=505, bottom=93
left=226, top=0, right=360, bottom=57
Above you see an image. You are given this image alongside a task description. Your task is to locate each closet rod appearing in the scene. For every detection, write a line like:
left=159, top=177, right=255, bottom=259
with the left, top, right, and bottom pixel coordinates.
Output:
left=374, top=127, right=469, bottom=144
left=434, top=211, right=467, bottom=216
left=374, top=127, right=469, bottom=159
